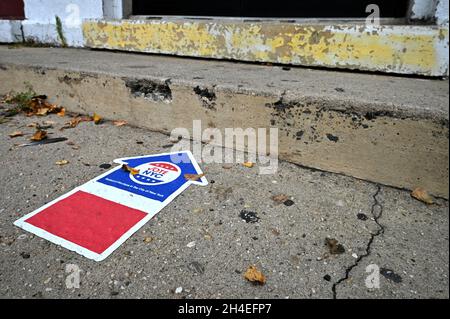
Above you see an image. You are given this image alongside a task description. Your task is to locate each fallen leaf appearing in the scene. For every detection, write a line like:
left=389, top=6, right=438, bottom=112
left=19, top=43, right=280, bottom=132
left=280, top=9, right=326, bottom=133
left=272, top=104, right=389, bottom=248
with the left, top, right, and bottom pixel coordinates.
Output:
left=244, top=265, right=266, bottom=285
left=242, top=162, right=254, bottom=168
left=61, top=117, right=81, bottom=130
left=143, top=237, right=153, bottom=243
left=121, top=164, right=140, bottom=175
left=93, top=113, right=102, bottom=124
left=36, top=107, right=50, bottom=116
left=57, top=108, right=65, bottom=117
left=8, top=131, right=24, bottom=138
left=55, top=160, right=69, bottom=165
left=27, top=122, right=39, bottom=128
left=184, top=173, right=205, bottom=181
left=271, top=194, right=288, bottom=204
left=411, top=187, right=434, bottom=205
left=30, top=130, right=47, bottom=141
left=325, top=238, right=345, bottom=255
left=113, top=120, right=127, bottom=127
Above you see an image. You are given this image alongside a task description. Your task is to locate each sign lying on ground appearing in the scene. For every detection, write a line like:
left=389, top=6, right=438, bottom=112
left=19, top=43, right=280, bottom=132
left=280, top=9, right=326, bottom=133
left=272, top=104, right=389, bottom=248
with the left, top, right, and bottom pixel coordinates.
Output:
left=14, top=151, right=207, bottom=261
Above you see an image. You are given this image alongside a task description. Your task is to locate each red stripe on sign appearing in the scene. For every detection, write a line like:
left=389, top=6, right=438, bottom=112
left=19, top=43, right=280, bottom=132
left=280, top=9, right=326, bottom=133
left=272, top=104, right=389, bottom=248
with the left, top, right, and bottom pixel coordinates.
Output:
left=25, top=191, right=147, bottom=254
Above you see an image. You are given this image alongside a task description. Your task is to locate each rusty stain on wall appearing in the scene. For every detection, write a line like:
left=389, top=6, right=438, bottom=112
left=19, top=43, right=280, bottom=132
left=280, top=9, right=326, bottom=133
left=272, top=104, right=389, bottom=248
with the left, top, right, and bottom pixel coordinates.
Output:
left=82, top=19, right=449, bottom=76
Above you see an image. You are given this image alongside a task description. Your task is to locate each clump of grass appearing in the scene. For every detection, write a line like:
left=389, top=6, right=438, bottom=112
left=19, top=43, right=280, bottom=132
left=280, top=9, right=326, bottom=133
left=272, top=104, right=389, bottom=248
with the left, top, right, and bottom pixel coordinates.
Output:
left=2, top=82, right=37, bottom=115
left=55, top=16, right=67, bottom=48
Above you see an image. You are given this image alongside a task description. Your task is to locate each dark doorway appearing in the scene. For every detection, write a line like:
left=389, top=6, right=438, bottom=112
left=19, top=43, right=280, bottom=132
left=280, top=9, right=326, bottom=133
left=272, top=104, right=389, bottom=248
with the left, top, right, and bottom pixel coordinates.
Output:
left=132, top=0, right=409, bottom=18
left=0, top=0, right=25, bottom=19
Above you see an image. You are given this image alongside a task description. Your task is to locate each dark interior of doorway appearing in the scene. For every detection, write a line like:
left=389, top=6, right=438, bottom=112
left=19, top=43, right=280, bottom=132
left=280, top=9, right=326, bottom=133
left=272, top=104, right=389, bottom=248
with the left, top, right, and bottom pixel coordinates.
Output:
left=132, top=0, right=409, bottom=18
left=0, top=0, right=25, bottom=19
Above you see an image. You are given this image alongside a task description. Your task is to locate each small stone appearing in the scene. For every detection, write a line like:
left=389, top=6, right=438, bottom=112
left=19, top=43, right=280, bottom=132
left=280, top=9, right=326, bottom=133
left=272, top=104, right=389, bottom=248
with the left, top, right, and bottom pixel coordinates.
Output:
left=283, top=199, right=295, bottom=206
left=357, top=213, right=368, bottom=221
left=187, top=241, right=196, bottom=248
left=99, top=163, right=112, bottom=169
left=323, top=274, right=331, bottom=281
left=20, top=252, right=30, bottom=259
left=175, top=287, right=183, bottom=294
left=352, top=253, right=358, bottom=259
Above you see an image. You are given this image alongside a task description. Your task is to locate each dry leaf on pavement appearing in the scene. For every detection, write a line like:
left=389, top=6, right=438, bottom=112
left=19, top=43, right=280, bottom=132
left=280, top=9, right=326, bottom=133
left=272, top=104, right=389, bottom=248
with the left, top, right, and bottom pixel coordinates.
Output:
left=30, top=130, right=47, bottom=141
left=244, top=265, right=266, bottom=285
left=121, top=164, right=140, bottom=175
left=242, top=162, right=254, bottom=168
left=55, top=160, right=69, bottom=166
left=184, top=173, right=205, bottom=181
left=143, top=237, right=154, bottom=243
left=57, top=108, right=65, bottom=117
left=271, top=194, right=289, bottom=204
left=411, top=187, right=434, bottom=205
left=325, top=238, right=346, bottom=255
left=93, top=113, right=102, bottom=124
left=8, top=131, right=24, bottom=138
left=113, top=120, right=127, bottom=127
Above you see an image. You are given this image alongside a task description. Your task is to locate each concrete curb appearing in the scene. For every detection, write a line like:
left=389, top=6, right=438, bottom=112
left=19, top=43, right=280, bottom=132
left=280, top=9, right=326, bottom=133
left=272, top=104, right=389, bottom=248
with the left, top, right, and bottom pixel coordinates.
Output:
left=0, top=46, right=448, bottom=197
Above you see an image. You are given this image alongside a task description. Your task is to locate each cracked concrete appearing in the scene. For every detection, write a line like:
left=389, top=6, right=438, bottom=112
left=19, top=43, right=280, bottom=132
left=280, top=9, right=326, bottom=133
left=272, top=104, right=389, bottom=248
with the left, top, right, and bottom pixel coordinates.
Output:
left=332, top=185, right=385, bottom=298
left=0, top=112, right=448, bottom=299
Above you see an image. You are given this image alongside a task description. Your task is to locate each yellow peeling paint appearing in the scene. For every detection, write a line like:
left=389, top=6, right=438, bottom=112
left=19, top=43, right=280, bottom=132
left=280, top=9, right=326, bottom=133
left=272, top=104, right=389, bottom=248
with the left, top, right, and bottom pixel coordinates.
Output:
left=82, top=20, right=449, bottom=76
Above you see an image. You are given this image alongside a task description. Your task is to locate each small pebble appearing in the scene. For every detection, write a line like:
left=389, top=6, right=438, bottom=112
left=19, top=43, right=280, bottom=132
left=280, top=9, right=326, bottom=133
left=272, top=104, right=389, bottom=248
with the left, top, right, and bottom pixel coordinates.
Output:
left=187, top=241, right=196, bottom=248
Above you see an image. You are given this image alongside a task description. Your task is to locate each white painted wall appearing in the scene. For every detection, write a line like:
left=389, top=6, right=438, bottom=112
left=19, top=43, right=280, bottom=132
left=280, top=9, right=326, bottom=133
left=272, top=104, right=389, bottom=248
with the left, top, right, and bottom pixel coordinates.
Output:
left=21, top=0, right=104, bottom=46
left=0, top=20, right=23, bottom=43
left=435, top=0, right=449, bottom=24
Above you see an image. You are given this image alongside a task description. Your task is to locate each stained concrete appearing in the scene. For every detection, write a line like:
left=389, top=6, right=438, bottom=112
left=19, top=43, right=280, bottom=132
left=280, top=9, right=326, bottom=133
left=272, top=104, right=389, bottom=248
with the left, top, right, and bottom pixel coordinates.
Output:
left=0, top=113, right=447, bottom=299
left=0, top=46, right=448, bottom=197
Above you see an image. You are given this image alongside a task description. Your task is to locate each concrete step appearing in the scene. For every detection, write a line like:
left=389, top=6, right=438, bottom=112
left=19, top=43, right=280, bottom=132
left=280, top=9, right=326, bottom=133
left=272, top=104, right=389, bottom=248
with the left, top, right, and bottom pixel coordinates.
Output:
left=0, top=46, right=448, bottom=197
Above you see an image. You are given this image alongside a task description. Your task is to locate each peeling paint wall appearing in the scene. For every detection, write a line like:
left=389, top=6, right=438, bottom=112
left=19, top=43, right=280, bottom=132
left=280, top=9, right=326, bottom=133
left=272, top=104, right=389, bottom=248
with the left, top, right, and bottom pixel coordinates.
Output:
left=83, top=19, right=449, bottom=76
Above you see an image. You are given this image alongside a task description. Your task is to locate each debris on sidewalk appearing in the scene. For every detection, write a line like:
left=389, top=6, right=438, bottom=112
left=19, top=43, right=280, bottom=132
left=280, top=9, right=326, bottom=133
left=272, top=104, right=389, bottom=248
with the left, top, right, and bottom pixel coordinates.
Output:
left=93, top=113, right=103, bottom=125
left=271, top=194, right=294, bottom=206
left=113, top=120, right=127, bottom=127
left=271, top=194, right=288, bottom=204
left=244, top=265, right=266, bottom=285
left=240, top=210, right=260, bottom=223
left=18, top=137, right=68, bottom=147
left=184, top=173, right=205, bottom=181
left=8, top=131, right=24, bottom=138
left=411, top=187, right=434, bottom=205
left=30, top=130, right=47, bottom=141
left=55, top=160, right=69, bottom=166
left=175, top=287, right=183, bottom=294
left=186, top=241, right=196, bottom=248
left=121, top=164, right=140, bottom=175
left=242, top=162, right=254, bottom=168
left=2, top=89, right=64, bottom=117
left=325, top=238, right=345, bottom=255
left=143, top=236, right=154, bottom=243
left=380, top=268, right=403, bottom=283
left=357, top=213, right=368, bottom=221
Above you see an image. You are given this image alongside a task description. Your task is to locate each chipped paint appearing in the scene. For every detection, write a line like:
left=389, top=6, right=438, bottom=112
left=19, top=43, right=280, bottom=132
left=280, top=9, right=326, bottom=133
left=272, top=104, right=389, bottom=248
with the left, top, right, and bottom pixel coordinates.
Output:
left=83, top=19, right=449, bottom=76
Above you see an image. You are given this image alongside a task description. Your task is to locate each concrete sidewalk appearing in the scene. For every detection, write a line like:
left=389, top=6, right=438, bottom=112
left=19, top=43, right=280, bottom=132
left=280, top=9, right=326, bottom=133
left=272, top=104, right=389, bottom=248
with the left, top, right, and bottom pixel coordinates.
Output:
left=0, top=113, right=448, bottom=299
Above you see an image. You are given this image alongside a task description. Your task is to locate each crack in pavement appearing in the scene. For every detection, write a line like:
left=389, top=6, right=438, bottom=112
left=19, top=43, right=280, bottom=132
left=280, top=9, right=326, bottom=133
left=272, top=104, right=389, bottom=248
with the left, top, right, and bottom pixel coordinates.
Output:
left=331, top=185, right=385, bottom=299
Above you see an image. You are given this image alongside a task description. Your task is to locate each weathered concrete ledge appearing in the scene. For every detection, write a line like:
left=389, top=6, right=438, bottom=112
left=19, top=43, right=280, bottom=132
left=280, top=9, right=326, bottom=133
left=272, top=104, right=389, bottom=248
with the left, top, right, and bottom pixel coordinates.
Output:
left=82, top=19, right=449, bottom=76
left=0, top=46, right=448, bottom=197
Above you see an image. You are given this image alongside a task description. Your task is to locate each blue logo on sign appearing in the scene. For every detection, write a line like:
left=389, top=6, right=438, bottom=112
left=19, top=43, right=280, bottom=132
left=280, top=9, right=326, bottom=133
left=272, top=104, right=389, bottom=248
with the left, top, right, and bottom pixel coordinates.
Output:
left=97, top=153, right=201, bottom=202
